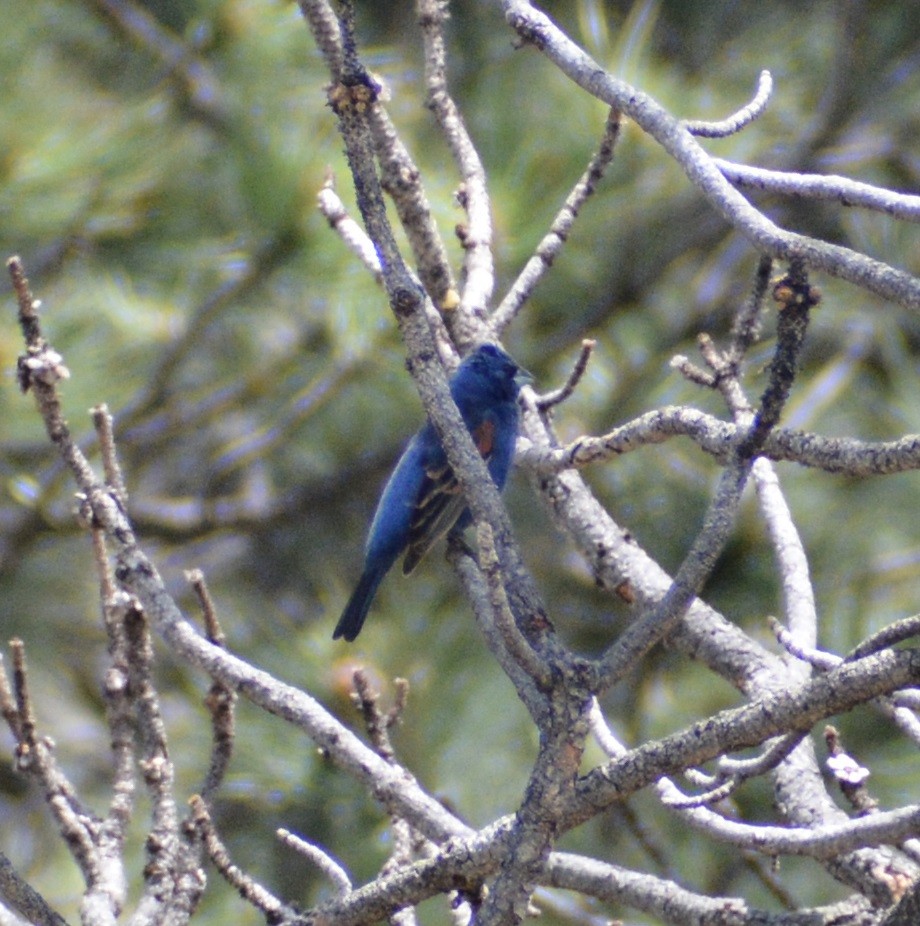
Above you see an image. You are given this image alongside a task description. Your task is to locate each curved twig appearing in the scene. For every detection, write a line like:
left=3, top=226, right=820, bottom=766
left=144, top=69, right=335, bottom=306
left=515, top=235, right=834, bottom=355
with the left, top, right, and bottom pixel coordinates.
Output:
left=501, top=0, right=920, bottom=310
left=683, top=69, right=774, bottom=138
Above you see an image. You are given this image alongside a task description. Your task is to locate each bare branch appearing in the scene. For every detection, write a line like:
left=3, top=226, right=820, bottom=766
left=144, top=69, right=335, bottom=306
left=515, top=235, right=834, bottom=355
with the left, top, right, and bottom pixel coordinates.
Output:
left=92, top=529, right=137, bottom=837
left=190, top=796, right=289, bottom=921
left=297, top=0, right=344, bottom=79
left=277, top=829, right=352, bottom=896
left=501, top=1, right=920, bottom=310
left=0, top=851, right=69, bottom=926
left=447, top=536, right=547, bottom=708
left=520, top=407, right=920, bottom=479
left=366, top=102, right=458, bottom=315
left=535, top=340, right=597, bottom=412
left=7, top=268, right=471, bottom=847
left=546, top=852, right=874, bottom=925
left=715, top=159, right=920, bottom=222
left=186, top=570, right=237, bottom=803
left=475, top=520, right=554, bottom=689
left=490, top=110, right=621, bottom=336
left=597, top=453, right=753, bottom=690
left=683, top=69, right=774, bottom=138
left=9, top=641, right=35, bottom=754
left=825, top=726, right=877, bottom=815
left=753, top=457, right=818, bottom=661
left=3, top=639, right=127, bottom=920
left=317, top=173, right=383, bottom=281
left=577, top=648, right=920, bottom=826
left=418, top=0, right=494, bottom=327
left=11, top=4, right=920, bottom=922
left=91, top=404, right=127, bottom=506
left=0, top=655, right=22, bottom=743
left=847, top=615, right=920, bottom=662
left=351, top=669, right=401, bottom=764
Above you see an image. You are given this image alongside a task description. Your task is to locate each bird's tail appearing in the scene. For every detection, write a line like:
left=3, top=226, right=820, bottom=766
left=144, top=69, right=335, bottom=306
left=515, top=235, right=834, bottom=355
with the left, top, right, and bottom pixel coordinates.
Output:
left=332, top=568, right=385, bottom=641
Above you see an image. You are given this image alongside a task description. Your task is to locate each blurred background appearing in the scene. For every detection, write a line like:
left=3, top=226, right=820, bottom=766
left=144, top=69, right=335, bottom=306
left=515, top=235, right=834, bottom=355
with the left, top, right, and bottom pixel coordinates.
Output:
left=2, top=0, right=920, bottom=922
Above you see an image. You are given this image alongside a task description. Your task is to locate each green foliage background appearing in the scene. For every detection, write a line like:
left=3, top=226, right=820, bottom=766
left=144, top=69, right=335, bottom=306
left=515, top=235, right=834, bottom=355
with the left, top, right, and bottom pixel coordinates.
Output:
left=2, top=1, right=920, bottom=922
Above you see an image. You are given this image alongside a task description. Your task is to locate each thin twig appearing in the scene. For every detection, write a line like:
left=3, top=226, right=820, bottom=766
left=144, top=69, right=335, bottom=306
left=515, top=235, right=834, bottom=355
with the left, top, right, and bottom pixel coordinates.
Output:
left=187, top=569, right=225, bottom=648
left=92, top=526, right=137, bottom=835
left=447, top=536, right=546, bottom=715
left=9, top=641, right=35, bottom=753
left=715, top=159, right=920, bottom=222
left=351, top=669, right=400, bottom=763
left=418, top=0, right=494, bottom=328
left=770, top=616, right=838, bottom=671
left=847, top=614, right=920, bottom=662
left=186, top=570, right=237, bottom=802
left=475, top=520, right=553, bottom=688
left=825, top=726, right=877, bottom=815
left=122, top=600, right=182, bottom=904
left=190, top=796, right=288, bottom=920
left=317, top=173, right=383, bottom=280
left=535, top=340, right=597, bottom=411
left=297, top=0, right=345, bottom=79
left=600, top=266, right=816, bottom=691
left=7, top=257, right=473, bottom=860
left=683, top=70, right=773, bottom=138
left=277, top=829, right=352, bottom=896
left=92, top=403, right=128, bottom=506
left=491, top=111, right=621, bottom=336
left=711, top=735, right=804, bottom=799
left=684, top=277, right=825, bottom=852
left=5, top=641, right=120, bottom=912
left=588, top=700, right=920, bottom=862
left=597, top=456, right=754, bottom=691
left=351, top=669, right=431, bottom=921
left=739, top=261, right=819, bottom=457
left=0, top=654, right=22, bottom=742
left=728, top=254, right=773, bottom=364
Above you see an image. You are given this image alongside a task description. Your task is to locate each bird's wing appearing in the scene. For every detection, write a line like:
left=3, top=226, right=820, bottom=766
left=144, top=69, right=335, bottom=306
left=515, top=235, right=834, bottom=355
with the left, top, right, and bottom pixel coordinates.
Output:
left=401, top=419, right=495, bottom=575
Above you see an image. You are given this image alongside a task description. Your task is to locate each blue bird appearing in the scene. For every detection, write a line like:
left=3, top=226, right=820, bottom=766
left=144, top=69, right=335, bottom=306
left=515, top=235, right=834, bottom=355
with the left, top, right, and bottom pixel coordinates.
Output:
left=333, top=343, right=530, bottom=641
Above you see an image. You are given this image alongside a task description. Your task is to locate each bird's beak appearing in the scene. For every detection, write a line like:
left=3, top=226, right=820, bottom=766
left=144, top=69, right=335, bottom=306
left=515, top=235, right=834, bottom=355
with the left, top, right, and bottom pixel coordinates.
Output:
left=515, top=366, right=534, bottom=389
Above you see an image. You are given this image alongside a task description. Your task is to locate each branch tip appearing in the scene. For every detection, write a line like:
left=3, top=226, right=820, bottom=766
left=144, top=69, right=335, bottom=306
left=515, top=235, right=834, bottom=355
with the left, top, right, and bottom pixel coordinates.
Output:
left=684, top=68, right=773, bottom=138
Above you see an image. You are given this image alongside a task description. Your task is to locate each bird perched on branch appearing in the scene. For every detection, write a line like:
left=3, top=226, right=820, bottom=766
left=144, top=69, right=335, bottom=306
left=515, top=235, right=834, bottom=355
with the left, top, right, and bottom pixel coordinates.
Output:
left=333, top=343, right=531, bottom=642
